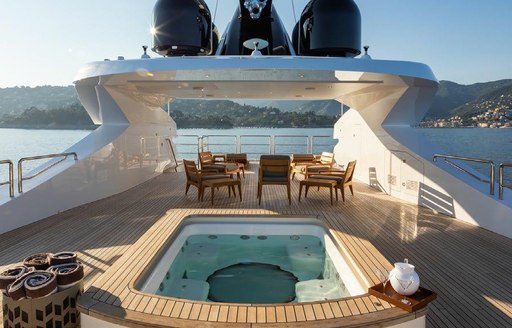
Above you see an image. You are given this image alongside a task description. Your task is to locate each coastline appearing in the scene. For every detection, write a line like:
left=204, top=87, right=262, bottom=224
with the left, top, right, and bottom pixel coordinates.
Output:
left=0, top=124, right=97, bottom=130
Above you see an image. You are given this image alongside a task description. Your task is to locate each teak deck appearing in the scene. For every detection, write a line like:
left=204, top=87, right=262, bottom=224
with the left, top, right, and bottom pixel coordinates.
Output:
left=1, top=166, right=511, bottom=327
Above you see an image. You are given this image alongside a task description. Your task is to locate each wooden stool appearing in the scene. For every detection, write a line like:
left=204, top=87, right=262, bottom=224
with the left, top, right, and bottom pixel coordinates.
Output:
left=299, top=178, right=338, bottom=205
left=201, top=178, right=242, bottom=205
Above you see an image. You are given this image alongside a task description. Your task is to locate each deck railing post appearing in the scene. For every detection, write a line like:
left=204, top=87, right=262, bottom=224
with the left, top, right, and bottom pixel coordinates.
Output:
left=490, top=163, right=495, bottom=196
left=8, top=161, right=14, bottom=197
left=18, top=159, right=23, bottom=193
left=498, top=163, right=512, bottom=200
left=0, top=160, right=15, bottom=197
left=499, top=164, right=504, bottom=200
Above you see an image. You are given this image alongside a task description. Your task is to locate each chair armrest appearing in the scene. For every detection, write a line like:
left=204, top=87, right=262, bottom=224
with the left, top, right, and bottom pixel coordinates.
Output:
left=198, top=169, right=221, bottom=174
left=316, top=169, right=345, bottom=175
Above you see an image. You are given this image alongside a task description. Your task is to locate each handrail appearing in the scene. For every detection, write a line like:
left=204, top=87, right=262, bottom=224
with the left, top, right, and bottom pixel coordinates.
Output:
left=433, top=154, right=495, bottom=196
left=18, top=152, right=78, bottom=193
left=0, top=160, right=14, bottom=197
left=273, top=135, right=309, bottom=154
left=174, top=134, right=336, bottom=160
left=499, top=163, right=512, bottom=200
left=165, top=138, right=179, bottom=172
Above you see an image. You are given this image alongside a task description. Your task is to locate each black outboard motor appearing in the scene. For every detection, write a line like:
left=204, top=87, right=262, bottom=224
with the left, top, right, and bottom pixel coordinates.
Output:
left=152, top=0, right=219, bottom=56
left=216, top=0, right=294, bottom=56
left=293, top=0, right=361, bottom=57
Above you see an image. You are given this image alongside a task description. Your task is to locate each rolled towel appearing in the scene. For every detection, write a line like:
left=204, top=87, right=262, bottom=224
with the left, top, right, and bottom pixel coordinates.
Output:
left=48, top=252, right=78, bottom=266
left=24, top=271, right=58, bottom=299
left=47, top=262, right=84, bottom=289
left=23, top=253, right=51, bottom=270
left=7, top=272, right=33, bottom=301
left=0, top=265, right=34, bottom=290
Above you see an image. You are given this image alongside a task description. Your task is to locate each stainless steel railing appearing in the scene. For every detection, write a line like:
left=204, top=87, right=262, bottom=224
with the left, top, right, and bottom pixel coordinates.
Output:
left=433, top=154, right=495, bottom=196
left=239, top=135, right=272, bottom=158
left=498, top=163, right=512, bottom=200
left=178, top=134, right=336, bottom=160
left=273, top=135, right=309, bottom=155
left=165, top=138, right=179, bottom=172
left=18, top=152, right=78, bottom=193
left=0, top=160, right=14, bottom=197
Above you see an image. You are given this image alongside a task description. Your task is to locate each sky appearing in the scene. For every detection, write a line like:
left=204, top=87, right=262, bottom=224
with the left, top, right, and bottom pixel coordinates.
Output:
left=0, top=0, right=511, bottom=88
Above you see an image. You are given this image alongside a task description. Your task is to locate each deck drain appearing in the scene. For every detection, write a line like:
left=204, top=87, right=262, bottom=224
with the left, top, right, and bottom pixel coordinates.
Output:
left=208, top=235, right=218, bottom=239
left=240, top=235, right=250, bottom=240
left=257, top=235, right=267, bottom=240
left=290, top=235, right=300, bottom=240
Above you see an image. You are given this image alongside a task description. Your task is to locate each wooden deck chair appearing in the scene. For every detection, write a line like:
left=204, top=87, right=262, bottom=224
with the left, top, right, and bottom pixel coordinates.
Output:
left=198, top=151, right=226, bottom=172
left=304, top=152, right=334, bottom=178
left=183, top=160, right=230, bottom=200
left=309, top=160, right=357, bottom=202
left=258, top=155, right=292, bottom=205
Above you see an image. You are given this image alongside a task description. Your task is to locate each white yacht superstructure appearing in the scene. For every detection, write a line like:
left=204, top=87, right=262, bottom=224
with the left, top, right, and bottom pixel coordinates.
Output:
left=1, top=54, right=511, bottom=237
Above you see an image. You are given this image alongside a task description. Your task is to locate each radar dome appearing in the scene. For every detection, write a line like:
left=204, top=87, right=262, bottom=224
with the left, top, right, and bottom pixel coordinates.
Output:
left=152, top=0, right=218, bottom=56
left=293, top=0, right=361, bottom=57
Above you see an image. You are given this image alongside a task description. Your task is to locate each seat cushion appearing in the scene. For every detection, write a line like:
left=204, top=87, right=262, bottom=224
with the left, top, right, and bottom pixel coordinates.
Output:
left=309, top=175, right=343, bottom=183
left=307, top=165, right=330, bottom=173
left=202, top=164, right=225, bottom=172
left=202, top=175, right=231, bottom=181
left=262, top=176, right=289, bottom=182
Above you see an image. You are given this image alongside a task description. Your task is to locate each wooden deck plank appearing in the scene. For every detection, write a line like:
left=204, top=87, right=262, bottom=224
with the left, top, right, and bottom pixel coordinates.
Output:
left=275, top=306, right=286, bottom=323
left=179, top=302, right=193, bottom=320
left=1, top=168, right=511, bottom=327
left=284, top=306, right=296, bottom=322
left=227, top=306, right=238, bottom=323
left=218, top=305, right=229, bottom=322
left=237, top=306, right=247, bottom=323
left=189, top=303, right=202, bottom=320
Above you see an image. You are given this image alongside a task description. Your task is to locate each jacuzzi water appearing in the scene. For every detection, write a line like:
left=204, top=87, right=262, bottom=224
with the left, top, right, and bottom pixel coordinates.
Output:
left=139, top=217, right=365, bottom=304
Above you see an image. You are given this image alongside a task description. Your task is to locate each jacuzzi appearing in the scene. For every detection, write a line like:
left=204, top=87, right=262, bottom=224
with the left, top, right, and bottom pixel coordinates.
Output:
left=136, top=216, right=366, bottom=304
left=80, top=215, right=427, bottom=328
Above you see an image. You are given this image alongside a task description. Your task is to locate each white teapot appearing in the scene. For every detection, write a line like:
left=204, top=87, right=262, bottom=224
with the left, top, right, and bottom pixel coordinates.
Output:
left=389, top=259, right=420, bottom=296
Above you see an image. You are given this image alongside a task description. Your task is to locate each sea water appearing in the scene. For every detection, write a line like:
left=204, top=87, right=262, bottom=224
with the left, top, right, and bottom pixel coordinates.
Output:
left=1, top=127, right=511, bottom=181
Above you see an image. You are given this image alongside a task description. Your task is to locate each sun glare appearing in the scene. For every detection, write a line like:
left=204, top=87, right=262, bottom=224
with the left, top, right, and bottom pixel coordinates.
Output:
left=150, top=26, right=157, bottom=36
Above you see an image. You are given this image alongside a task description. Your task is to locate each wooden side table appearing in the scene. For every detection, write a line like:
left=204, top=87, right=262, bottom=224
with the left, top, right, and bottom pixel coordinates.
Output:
left=201, top=178, right=242, bottom=205
left=225, top=162, right=244, bottom=179
left=299, top=178, right=338, bottom=205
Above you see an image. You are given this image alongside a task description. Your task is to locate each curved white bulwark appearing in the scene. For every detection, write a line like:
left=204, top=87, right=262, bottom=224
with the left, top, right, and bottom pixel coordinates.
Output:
left=1, top=55, right=511, bottom=238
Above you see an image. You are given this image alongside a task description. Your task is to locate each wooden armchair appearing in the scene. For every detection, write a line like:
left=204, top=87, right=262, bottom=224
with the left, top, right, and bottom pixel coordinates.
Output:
left=258, top=155, right=292, bottom=205
left=304, top=152, right=335, bottom=178
left=291, top=154, right=317, bottom=180
left=183, top=160, right=230, bottom=200
left=198, top=151, right=226, bottom=172
left=309, top=160, right=357, bottom=201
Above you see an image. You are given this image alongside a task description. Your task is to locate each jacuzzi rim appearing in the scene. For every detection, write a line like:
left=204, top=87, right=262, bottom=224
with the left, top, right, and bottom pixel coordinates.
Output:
left=134, top=215, right=327, bottom=290
left=134, top=215, right=368, bottom=305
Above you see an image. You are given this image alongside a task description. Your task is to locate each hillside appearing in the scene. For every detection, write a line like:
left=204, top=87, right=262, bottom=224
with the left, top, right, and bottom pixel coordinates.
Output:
left=168, top=100, right=337, bottom=128
left=426, top=79, right=512, bottom=119
left=0, top=86, right=78, bottom=116
left=241, top=100, right=343, bottom=116
left=1, top=80, right=512, bottom=126
left=450, top=84, right=512, bottom=118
